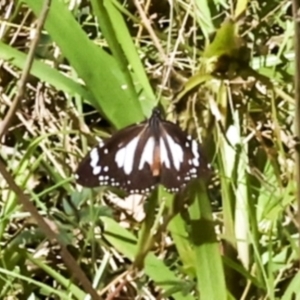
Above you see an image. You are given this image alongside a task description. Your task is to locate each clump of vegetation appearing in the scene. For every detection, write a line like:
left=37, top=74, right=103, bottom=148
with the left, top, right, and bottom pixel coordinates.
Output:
left=0, top=0, right=297, bottom=299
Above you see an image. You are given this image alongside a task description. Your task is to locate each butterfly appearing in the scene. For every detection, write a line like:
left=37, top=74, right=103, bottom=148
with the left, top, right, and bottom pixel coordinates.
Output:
left=75, top=107, right=211, bottom=194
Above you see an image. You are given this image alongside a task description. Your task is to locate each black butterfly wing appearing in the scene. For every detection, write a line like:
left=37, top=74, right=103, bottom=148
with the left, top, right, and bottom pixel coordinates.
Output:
left=76, top=108, right=211, bottom=194
left=75, top=123, right=158, bottom=194
left=158, top=120, right=211, bottom=192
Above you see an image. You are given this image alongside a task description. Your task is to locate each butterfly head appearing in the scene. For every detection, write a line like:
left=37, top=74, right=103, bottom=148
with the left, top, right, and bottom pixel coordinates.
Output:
left=151, top=107, right=161, bottom=116
left=147, top=107, right=161, bottom=131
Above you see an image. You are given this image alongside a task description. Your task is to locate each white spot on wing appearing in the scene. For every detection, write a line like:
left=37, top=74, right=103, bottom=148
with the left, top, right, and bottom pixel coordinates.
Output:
left=190, top=168, right=197, bottom=173
left=115, top=136, right=139, bottom=174
left=165, top=134, right=183, bottom=171
left=93, top=166, right=101, bottom=175
left=160, top=137, right=170, bottom=168
left=191, top=139, right=200, bottom=167
left=90, top=148, right=99, bottom=166
left=115, top=147, right=126, bottom=169
left=139, top=137, right=155, bottom=170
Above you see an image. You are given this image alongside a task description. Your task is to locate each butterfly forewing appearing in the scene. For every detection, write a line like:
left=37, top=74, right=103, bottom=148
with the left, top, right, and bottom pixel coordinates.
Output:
left=75, top=122, right=158, bottom=194
left=158, top=121, right=210, bottom=192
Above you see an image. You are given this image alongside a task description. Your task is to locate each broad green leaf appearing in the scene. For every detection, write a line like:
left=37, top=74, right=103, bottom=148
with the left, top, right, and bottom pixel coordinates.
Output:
left=194, top=0, right=216, bottom=40
left=92, top=0, right=155, bottom=115
left=281, top=271, right=300, bottom=300
left=234, top=0, right=249, bottom=19
left=23, top=0, right=146, bottom=128
left=188, top=180, right=227, bottom=300
left=202, top=19, right=239, bottom=59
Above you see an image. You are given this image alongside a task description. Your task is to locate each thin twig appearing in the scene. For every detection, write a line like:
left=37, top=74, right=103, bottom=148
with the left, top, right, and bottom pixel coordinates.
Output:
left=133, top=0, right=167, bottom=61
left=292, top=0, right=300, bottom=258
left=105, top=271, right=132, bottom=300
left=0, top=0, right=50, bottom=140
left=133, top=0, right=186, bottom=89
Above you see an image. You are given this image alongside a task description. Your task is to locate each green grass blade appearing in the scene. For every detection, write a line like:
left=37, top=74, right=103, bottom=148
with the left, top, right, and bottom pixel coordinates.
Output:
left=0, top=41, right=94, bottom=102
left=91, top=0, right=155, bottom=116
left=189, top=180, right=227, bottom=300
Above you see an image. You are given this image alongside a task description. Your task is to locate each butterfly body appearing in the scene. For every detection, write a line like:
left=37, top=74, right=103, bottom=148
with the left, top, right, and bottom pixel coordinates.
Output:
left=75, top=108, right=210, bottom=194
